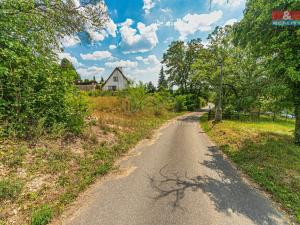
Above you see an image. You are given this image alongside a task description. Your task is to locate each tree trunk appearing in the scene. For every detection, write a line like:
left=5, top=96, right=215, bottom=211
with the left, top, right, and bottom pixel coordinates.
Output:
left=294, top=82, right=300, bottom=145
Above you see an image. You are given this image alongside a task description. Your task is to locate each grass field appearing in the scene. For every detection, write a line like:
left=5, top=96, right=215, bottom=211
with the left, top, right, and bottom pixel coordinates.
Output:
left=0, top=96, right=180, bottom=225
left=200, top=115, right=300, bottom=223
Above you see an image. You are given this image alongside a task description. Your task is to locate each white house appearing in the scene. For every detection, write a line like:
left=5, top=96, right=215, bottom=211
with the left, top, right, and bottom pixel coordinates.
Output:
left=102, top=67, right=130, bottom=91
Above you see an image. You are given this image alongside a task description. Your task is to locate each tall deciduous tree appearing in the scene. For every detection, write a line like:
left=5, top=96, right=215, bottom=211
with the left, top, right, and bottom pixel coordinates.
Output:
left=234, top=0, right=300, bottom=145
left=162, top=39, right=203, bottom=94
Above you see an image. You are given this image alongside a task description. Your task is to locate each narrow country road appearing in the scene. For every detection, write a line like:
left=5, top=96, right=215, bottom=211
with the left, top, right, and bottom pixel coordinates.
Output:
left=57, top=112, right=289, bottom=225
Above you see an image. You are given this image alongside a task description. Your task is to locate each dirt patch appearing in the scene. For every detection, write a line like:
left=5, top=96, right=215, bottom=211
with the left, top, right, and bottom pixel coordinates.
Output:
left=26, top=174, right=55, bottom=192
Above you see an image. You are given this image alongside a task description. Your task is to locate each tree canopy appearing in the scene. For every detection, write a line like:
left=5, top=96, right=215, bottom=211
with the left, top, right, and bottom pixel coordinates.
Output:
left=0, top=0, right=107, bottom=137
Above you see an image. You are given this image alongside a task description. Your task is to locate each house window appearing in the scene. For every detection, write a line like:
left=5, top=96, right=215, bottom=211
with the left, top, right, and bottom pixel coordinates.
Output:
left=113, top=76, right=118, bottom=82
left=108, top=86, right=117, bottom=91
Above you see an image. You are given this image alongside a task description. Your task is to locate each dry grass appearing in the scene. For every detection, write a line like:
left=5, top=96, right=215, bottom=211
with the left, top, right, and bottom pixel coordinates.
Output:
left=0, top=96, right=180, bottom=225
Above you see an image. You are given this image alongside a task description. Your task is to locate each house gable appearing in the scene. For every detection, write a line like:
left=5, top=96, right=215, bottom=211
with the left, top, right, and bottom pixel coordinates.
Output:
left=102, top=68, right=129, bottom=91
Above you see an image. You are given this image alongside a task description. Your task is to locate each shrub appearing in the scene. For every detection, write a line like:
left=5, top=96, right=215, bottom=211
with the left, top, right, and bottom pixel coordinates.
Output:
left=31, top=205, right=53, bottom=225
left=0, top=179, right=23, bottom=200
left=126, top=86, right=147, bottom=112
left=174, top=95, right=187, bottom=112
left=147, top=92, right=169, bottom=116
left=199, top=97, right=207, bottom=108
left=0, top=39, right=86, bottom=139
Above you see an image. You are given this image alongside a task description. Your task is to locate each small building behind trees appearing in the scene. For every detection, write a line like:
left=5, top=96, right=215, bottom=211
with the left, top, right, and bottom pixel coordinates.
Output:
left=76, top=80, right=98, bottom=91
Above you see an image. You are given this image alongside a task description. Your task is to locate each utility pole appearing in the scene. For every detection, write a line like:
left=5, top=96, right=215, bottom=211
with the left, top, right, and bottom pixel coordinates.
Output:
left=215, top=60, right=223, bottom=122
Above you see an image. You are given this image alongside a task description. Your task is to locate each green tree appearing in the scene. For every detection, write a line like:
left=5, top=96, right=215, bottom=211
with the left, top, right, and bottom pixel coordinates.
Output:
left=61, top=58, right=81, bottom=81
left=146, top=81, right=156, bottom=93
left=0, top=0, right=107, bottom=137
left=234, top=0, right=300, bottom=144
left=157, top=67, right=168, bottom=91
left=162, top=39, right=203, bottom=94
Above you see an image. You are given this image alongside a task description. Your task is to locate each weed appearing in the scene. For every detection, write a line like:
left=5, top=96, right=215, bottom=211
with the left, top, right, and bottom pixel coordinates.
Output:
left=1, top=145, right=27, bottom=168
left=31, top=205, right=53, bottom=225
left=0, top=179, right=23, bottom=200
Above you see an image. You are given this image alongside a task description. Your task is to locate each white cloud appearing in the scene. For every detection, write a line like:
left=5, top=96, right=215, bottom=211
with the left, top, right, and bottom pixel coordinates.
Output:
left=224, top=18, right=238, bottom=26
left=212, top=0, right=244, bottom=8
left=143, top=0, right=155, bottom=14
left=130, top=63, right=161, bottom=84
left=119, top=19, right=159, bottom=54
left=105, top=59, right=138, bottom=68
left=80, top=51, right=112, bottom=60
left=61, top=35, right=81, bottom=47
left=109, top=44, right=117, bottom=50
left=174, top=10, right=223, bottom=40
left=136, top=55, right=160, bottom=65
left=57, top=52, right=81, bottom=67
left=77, top=66, right=105, bottom=79
left=85, top=17, right=117, bottom=42
left=106, top=18, right=117, bottom=37
left=86, top=25, right=106, bottom=42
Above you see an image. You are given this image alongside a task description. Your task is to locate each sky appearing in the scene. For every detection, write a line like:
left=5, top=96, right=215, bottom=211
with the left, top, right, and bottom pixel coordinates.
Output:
left=59, top=0, right=246, bottom=84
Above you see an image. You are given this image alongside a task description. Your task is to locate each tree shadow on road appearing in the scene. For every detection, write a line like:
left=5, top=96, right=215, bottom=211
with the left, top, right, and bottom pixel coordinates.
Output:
left=148, top=146, right=287, bottom=225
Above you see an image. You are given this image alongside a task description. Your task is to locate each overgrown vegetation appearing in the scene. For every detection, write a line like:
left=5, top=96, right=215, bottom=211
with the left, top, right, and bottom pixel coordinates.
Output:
left=0, top=0, right=107, bottom=138
left=0, top=93, right=182, bottom=224
left=200, top=114, right=300, bottom=223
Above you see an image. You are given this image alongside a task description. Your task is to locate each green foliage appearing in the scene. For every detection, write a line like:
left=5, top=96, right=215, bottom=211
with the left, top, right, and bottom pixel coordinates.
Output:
left=148, top=91, right=174, bottom=116
left=126, top=86, right=148, bottom=112
left=199, top=97, right=207, bottom=108
left=0, top=0, right=106, bottom=138
left=0, top=43, right=86, bottom=137
left=233, top=0, right=300, bottom=144
left=157, top=67, right=168, bottom=91
left=61, top=58, right=81, bottom=81
left=174, top=95, right=187, bottom=112
left=162, top=39, right=204, bottom=94
left=0, top=179, right=23, bottom=200
left=145, top=81, right=156, bottom=93
left=31, top=205, right=53, bottom=225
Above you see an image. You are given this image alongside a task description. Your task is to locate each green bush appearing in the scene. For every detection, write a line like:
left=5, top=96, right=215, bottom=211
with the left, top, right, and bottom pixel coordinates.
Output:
left=31, top=205, right=53, bottom=225
left=148, top=93, right=165, bottom=116
left=0, top=40, right=86, bottom=138
left=126, top=86, right=147, bottom=112
left=174, top=95, right=187, bottom=112
left=199, top=97, right=207, bottom=108
left=0, top=179, right=23, bottom=200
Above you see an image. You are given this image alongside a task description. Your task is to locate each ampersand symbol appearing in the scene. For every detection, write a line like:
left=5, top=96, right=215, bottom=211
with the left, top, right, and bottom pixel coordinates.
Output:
left=283, top=11, right=292, bottom=20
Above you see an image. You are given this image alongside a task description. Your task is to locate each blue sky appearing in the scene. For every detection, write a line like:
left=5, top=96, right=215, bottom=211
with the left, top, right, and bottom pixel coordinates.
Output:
left=59, top=0, right=246, bottom=84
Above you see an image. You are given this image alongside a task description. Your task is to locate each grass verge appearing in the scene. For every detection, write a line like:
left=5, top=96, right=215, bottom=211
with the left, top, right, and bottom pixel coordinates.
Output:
left=0, top=96, right=182, bottom=225
left=200, top=114, right=300, bottom=223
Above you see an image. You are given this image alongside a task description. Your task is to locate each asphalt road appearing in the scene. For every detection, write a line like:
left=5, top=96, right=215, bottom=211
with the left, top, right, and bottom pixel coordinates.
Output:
left=58, top=113, right=289, bottom=225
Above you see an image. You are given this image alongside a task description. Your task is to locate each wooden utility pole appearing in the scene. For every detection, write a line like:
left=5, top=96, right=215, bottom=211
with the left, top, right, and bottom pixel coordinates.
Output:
left=215, top=61, right=223, bottom=122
